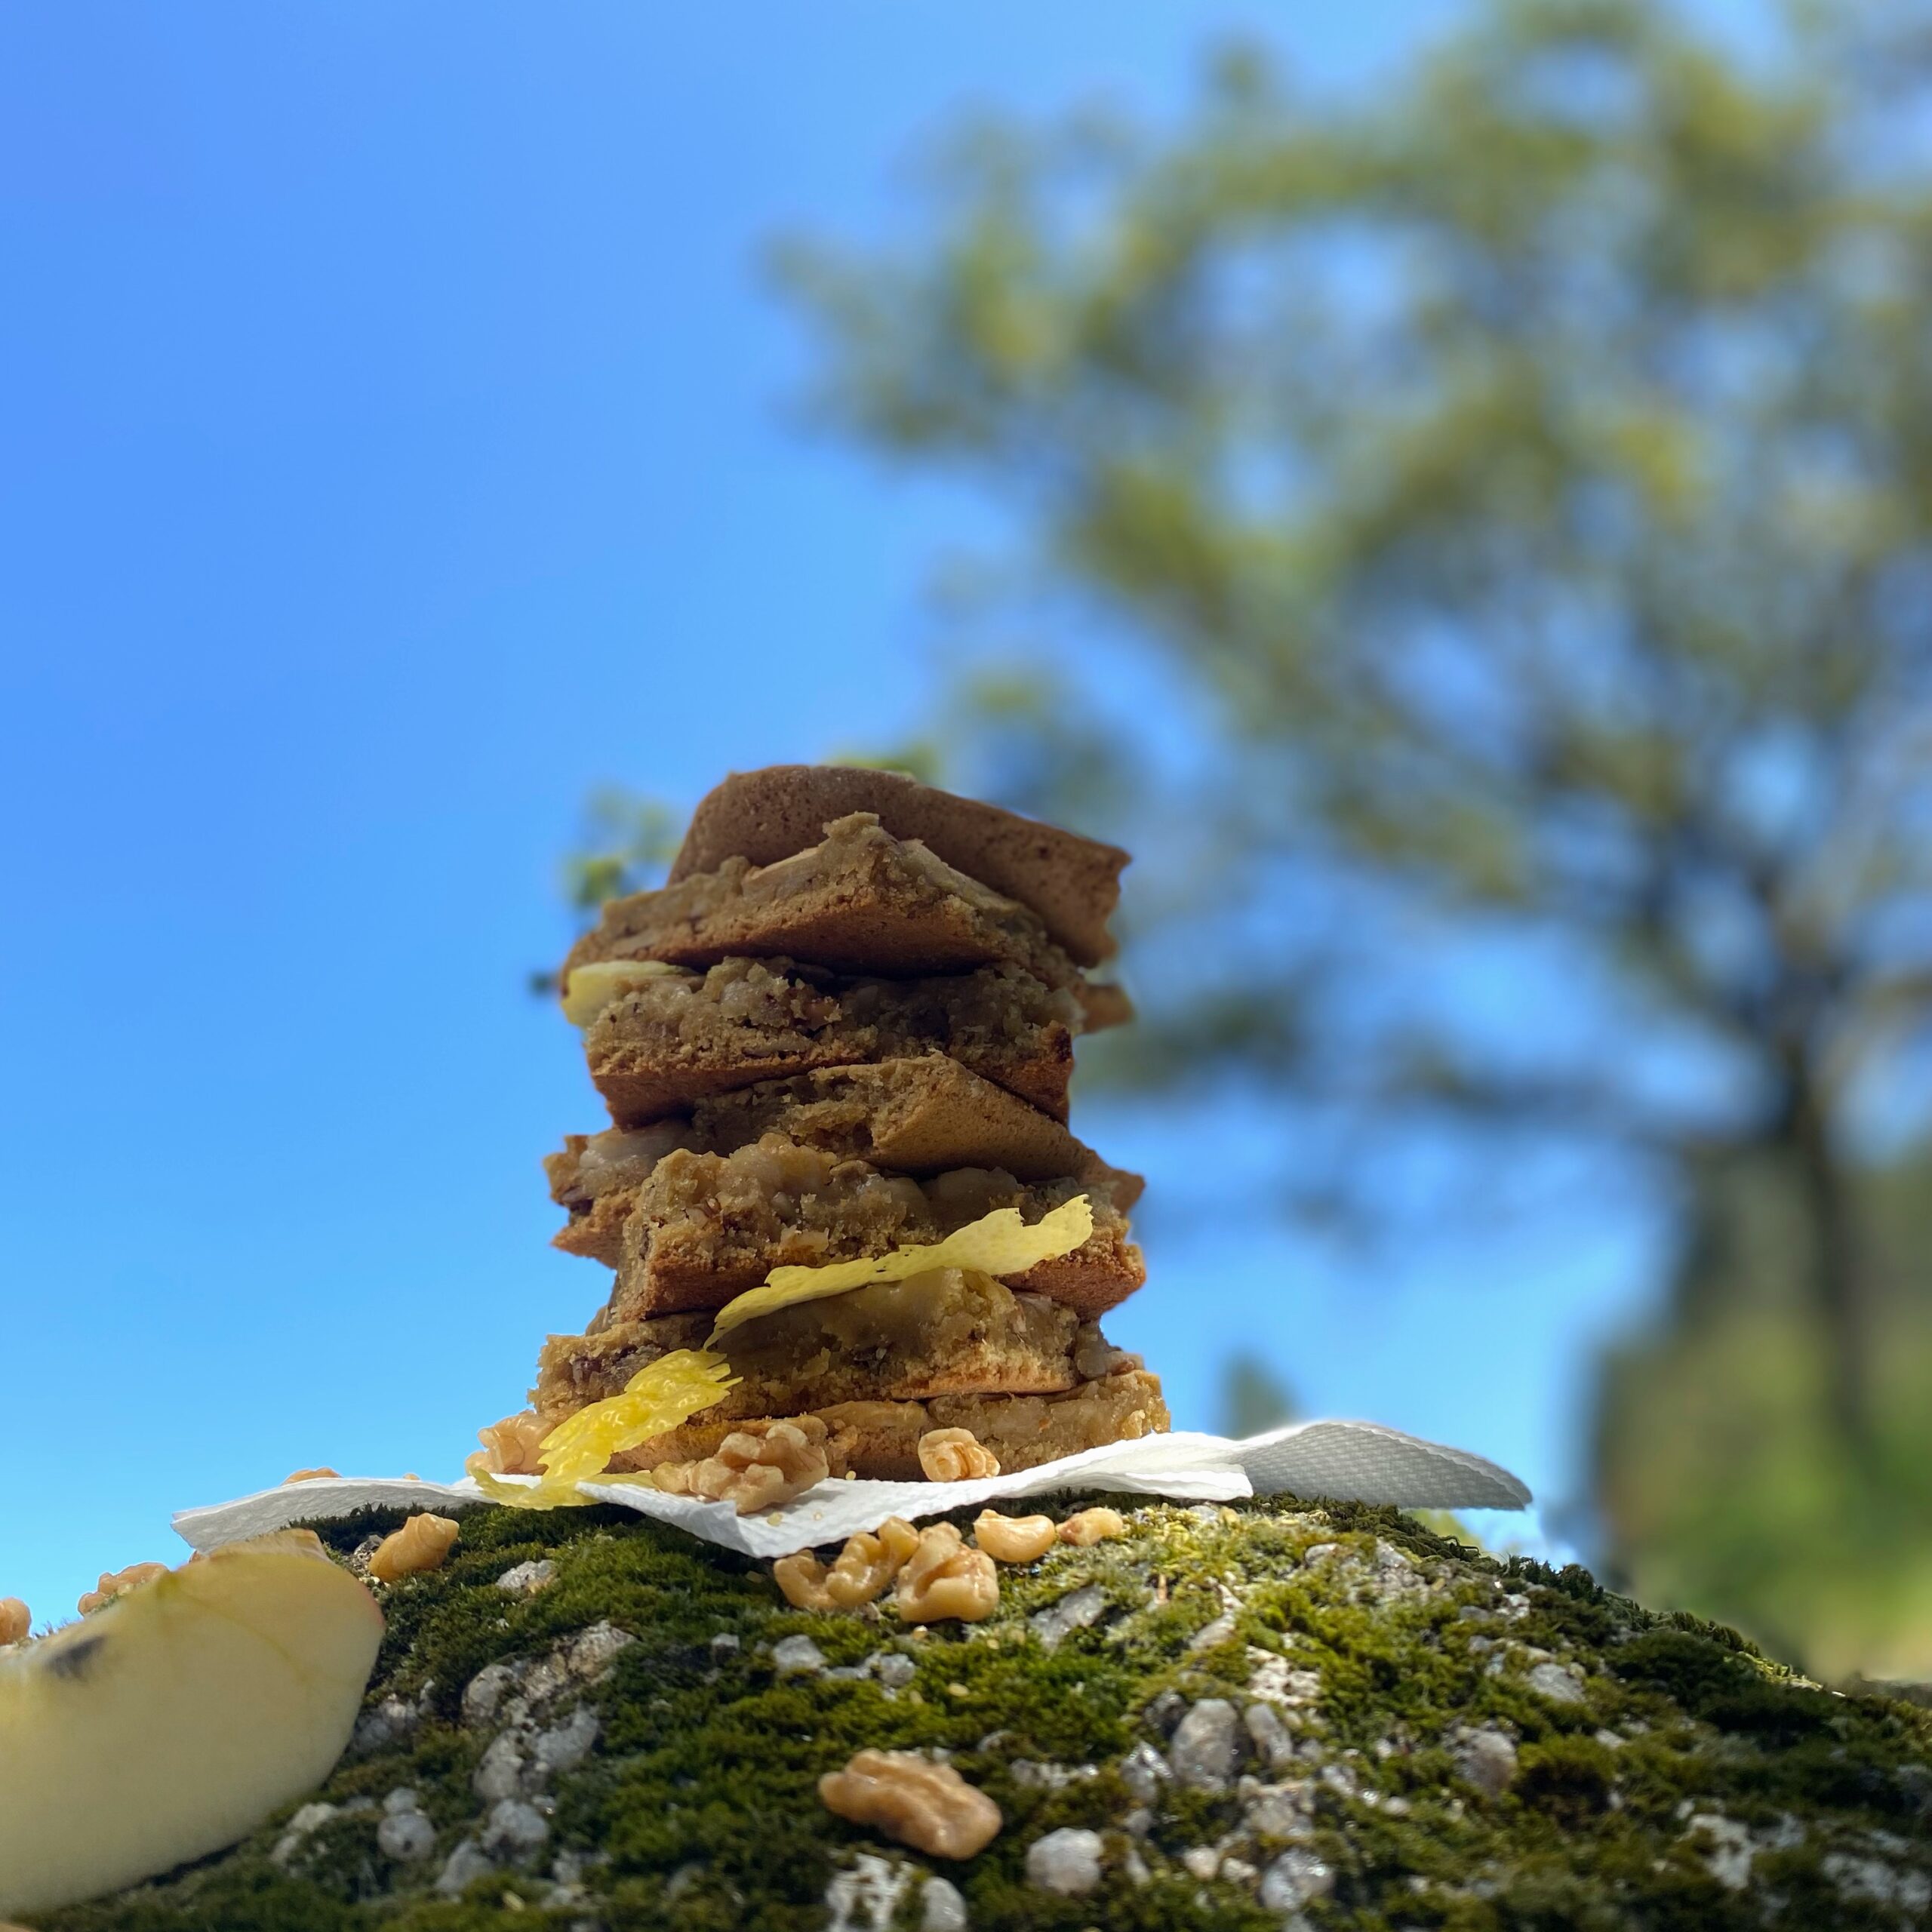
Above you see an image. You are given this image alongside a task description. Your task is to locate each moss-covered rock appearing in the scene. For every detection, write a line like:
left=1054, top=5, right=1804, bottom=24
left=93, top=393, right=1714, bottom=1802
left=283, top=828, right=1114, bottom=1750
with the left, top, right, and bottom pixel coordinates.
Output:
left=26, top=1497, right=1932, bottom=1930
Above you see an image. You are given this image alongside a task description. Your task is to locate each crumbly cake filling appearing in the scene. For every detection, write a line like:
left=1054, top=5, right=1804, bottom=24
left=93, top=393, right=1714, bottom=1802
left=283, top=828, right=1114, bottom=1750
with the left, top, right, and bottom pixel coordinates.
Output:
left=536, top=1266, right=1138, bottom=1423
left=548, top=1125, right=1146, bottom=1309
left=543, top=1121, right=695, bottom=1208
left=631, top=1133, right=1131, bottom=1264
left=599, top=1134, right=1143, bottom=1320
left=594, top=1366, right=1170, bottom=1481
left=578, top=955, right=1080, bottom=1122
left=588, top=955, right=1081, bottom=1060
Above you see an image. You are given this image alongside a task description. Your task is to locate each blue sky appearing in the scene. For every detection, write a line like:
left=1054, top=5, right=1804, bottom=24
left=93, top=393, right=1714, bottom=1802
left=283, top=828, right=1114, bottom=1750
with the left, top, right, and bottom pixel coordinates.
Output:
left=1, top=1, right=1676, bottom=1620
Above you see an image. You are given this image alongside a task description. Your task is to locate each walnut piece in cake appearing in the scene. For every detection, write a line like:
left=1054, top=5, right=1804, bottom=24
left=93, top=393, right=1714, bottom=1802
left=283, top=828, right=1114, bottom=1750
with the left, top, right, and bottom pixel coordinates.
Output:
left=466, top=1411, right=548, bottom=1479
left=652, top=1417, right=829, bottom=1515
left=917, top=1427, right=1000, bottom=1481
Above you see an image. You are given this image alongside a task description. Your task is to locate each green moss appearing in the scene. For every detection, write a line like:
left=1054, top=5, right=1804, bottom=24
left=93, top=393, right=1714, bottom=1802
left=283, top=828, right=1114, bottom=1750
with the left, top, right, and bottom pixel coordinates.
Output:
left=24, top=1495, right=1932, bottom=1931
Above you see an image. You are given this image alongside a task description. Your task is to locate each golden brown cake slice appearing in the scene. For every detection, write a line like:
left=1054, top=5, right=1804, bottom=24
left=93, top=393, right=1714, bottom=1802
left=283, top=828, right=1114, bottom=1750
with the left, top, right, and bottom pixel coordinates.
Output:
left=537, top=1269, right=1137, bottom=1425
left=688, top=1053, right=1131, bottom=1186
left=574, top=955, right=1081, bottom=1128
left=543, top=1060, right=1143, bottom=1269
left=564, top=812, right=1127, bottom=1013
left=595, top=1367, right=1169, bottom=1482
left=543, top=1120, right=700, bottom=1265
left=670, top=764, right=1128, bottom=967
left=602, top=1136, right=1145, bottom=1321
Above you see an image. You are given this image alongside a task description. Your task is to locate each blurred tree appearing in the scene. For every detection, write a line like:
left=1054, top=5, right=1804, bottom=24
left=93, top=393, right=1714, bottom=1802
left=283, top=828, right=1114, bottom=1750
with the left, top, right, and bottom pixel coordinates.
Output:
left=1220, top=1354, right=1298, bottom=1438
left=757, top=0, right=1932, bottom=1670
left=1595, top=1149, right=1932, bottom=1681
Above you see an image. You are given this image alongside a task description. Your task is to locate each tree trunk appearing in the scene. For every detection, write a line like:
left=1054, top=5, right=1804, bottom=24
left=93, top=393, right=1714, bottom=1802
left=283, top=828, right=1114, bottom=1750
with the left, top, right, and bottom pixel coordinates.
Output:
left=1786, top=1066, right=1873, bottom=1465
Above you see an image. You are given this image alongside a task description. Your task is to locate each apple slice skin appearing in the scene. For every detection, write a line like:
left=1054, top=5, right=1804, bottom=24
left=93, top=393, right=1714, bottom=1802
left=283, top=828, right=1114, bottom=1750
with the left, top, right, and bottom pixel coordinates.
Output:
left=0, top=1542, right=384, bottom=1916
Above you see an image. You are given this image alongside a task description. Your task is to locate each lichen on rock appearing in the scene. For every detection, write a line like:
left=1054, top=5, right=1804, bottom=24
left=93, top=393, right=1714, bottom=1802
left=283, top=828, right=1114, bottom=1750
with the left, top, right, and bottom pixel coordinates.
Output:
left=23, top=1494, right=1932, bottom=1930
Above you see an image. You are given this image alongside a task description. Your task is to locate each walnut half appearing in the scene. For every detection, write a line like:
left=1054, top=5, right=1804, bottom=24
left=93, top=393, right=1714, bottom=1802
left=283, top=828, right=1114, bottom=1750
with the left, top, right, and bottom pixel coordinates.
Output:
left=1057, top=1506, right=1128, bottom=1546
left=654, top=1417, right=830, bottom=1515
left=77, top=1562, right=171, bottom=1615
left=894, top=1524, right=998, bottom=1624
left=829, top=1516, right=922, bottom=1607
left=368, top=1513, right=460, bottom=1583
left=819, top=1749, right=1002, bottom=1859
left=774, top=1516, right=921, bottom=1611
left=973, top=1511, right=1057, bottom=1564
left=466, top=1411, right=549, bottom=1480
left=916, top=1427, right=1000, bottom=1482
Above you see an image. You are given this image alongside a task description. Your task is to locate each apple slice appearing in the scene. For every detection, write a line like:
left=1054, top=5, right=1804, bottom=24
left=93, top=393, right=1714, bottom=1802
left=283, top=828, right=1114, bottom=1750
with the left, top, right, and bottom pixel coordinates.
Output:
left=0, top=1533, right=383, bottom=1915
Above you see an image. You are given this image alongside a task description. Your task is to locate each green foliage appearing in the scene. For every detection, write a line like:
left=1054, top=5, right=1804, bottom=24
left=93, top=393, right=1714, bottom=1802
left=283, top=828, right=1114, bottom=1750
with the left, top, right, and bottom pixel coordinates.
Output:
left=769, top=0, right=1932, bottom=1672
left=561, top=789, right=684, bottom=918
left=531, top=790, right=686, bottom=996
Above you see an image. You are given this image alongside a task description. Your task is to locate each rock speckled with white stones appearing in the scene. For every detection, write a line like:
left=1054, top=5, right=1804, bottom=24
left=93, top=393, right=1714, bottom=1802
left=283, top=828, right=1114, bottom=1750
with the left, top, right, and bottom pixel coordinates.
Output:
left=43, top=1495, right=1932, bottom=1931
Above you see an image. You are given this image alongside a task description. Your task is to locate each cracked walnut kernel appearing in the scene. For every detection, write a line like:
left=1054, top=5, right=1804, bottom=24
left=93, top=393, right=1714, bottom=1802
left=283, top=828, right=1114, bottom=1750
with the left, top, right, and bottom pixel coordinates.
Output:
left=894, top=1523, right=999, bottom=1624
left=281, top=1466, right=340, bottom=1484
left=654, top=1417, right=830, bottom=1515
left=77, top=1562, right=171, bottom=1615
left=1057, top=1506, right=1128, bottom=1546
left=973, top=1511, right=1057, bottom=1564
left=466, top=1410, right=549, bottom=1480
left=774, top=1517, right=921, bottom=1611
left=916, top=1426, right=1001, bottom=1482
left=829, top=1515, right=922, bottom=1607
left=818, top=1749, right=1002, bottom=1859
left=367, top=1513, right=460, bottom=1583
left=771, top=1551, right=836, bottom=1611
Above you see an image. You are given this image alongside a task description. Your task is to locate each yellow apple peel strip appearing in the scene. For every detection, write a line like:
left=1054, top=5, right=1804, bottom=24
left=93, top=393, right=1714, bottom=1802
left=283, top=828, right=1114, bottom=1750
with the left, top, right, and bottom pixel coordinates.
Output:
left=707, top=1192, right=1094, bottom=1340
left=470, top=1350, right=739, bottom=1509
left=481, top=1195, right=1092, bottom=1509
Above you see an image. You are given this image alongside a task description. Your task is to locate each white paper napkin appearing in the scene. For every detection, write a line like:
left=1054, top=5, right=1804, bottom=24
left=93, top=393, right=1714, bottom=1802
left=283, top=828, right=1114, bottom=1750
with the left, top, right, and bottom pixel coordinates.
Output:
left=173, top=1420, right=1528, bottom=1561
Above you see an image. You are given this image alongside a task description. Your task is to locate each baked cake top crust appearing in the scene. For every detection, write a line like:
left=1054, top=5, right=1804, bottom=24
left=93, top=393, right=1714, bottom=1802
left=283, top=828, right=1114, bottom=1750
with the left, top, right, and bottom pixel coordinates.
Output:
left=670, top=764, right=1127, bottom=965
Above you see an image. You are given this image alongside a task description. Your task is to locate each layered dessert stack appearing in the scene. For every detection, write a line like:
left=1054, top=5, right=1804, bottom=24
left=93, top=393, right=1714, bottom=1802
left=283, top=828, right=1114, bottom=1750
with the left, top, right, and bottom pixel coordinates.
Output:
left=528, top=764, right=1168, bottom=1484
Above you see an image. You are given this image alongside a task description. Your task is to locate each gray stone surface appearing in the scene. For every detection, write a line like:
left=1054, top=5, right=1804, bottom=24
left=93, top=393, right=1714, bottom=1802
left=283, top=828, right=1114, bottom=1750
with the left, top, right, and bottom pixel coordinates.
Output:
left=376, top=1807, right=437, bottom=1863
left=1026, top=1826, right=1105, bottom=1896
left=434, top=1839, right=494, bottom=1897
left=1031, top=1583, right=1108, bottom=1649
left=920, top=1872, right=970, bottom=1930
left=534, top=1707, right=600, bottom=1776
left=772, top=1634, right=828, bottom=1676
left=495, top=1559, right=557, bottom=1595
left=1526, top=1660, right=1588, bottom=1706
left=1118, top=1740, right=1171, bottom=1805
left=1169, top=1697, right=1242, bottom=1792
left=1260, top=1846, right=1337, bottom=1911
left=483, top=1798, right=551, bottom=1857
left=1454, top=1725, right=1520, bottom=1797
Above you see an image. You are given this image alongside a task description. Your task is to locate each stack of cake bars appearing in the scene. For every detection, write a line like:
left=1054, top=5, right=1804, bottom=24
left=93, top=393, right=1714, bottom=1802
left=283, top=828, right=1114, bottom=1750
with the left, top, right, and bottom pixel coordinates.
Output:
left=532, top=764, right=1170, bottom=1482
